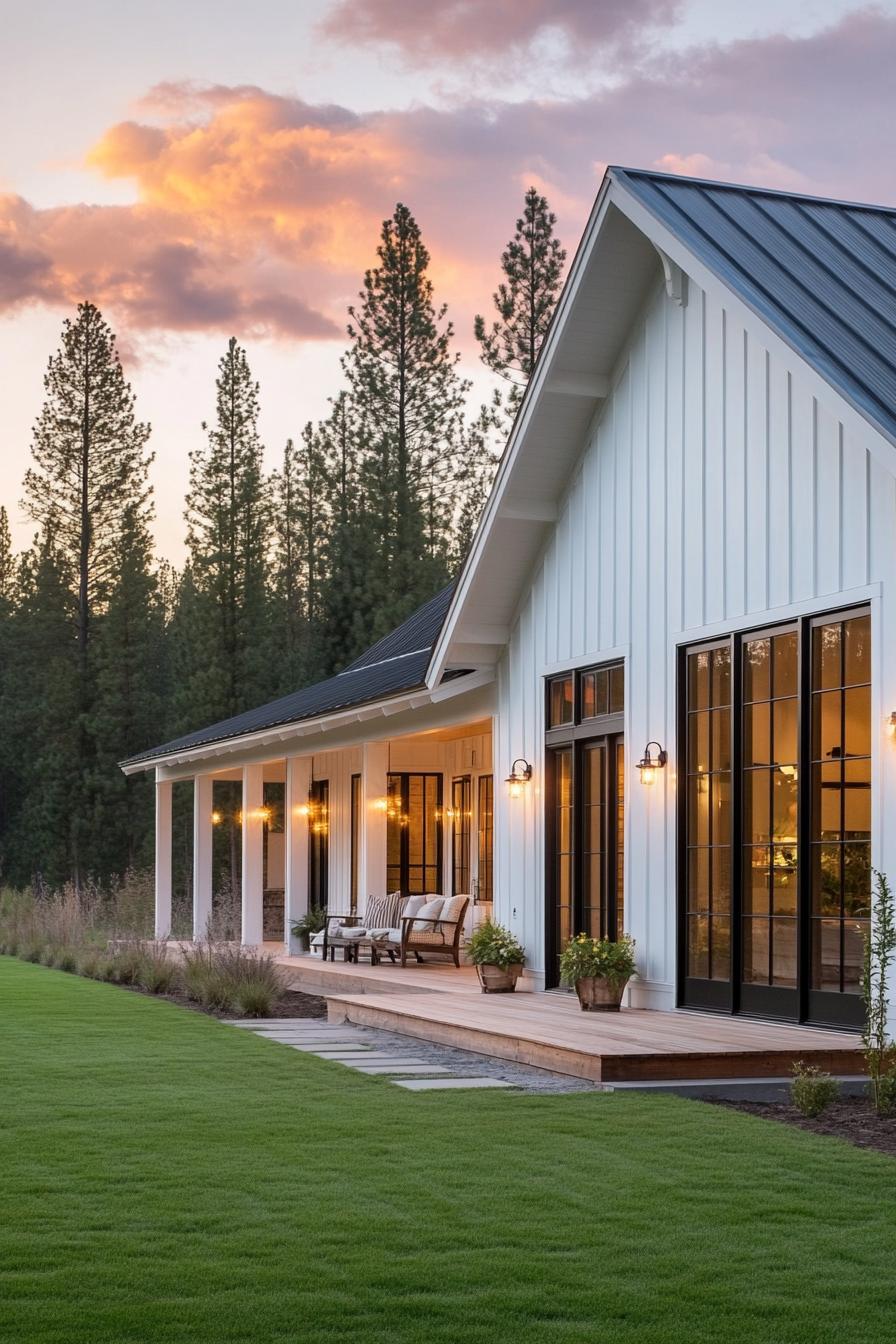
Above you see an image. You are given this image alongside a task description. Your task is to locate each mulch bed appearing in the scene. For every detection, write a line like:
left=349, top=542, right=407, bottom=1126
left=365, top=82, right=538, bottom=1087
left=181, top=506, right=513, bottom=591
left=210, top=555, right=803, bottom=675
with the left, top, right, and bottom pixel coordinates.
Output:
left=710, top=1095, right=896, bottom=1157
left=122, top=983, right=328, bottom=1021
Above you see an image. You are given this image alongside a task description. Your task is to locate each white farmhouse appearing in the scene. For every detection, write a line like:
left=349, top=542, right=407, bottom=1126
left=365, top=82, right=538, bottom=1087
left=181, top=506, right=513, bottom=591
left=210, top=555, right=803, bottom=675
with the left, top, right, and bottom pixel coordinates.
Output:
left=124, top=167, right=896, bottom=1032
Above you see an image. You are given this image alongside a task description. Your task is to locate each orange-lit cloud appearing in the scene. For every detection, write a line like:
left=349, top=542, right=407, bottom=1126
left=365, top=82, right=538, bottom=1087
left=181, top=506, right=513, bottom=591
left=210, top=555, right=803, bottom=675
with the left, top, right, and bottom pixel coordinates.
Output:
left=1, top=10, right=895, bottom=350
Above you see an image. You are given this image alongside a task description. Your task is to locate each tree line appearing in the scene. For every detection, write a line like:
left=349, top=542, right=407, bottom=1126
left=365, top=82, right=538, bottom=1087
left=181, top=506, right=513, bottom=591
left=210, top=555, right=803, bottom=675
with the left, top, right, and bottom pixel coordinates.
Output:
left=0, top=189, right=565, bottom=890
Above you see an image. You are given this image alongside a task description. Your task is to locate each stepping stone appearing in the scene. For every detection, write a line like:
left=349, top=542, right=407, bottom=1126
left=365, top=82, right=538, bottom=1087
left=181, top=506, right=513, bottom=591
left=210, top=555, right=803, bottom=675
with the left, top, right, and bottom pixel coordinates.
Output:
left=314, top=1051, right=423, bottom=1063
left=350, top=1064, right=452, bottom=1075
left=273, top=1041, right=372, bottom=1052
left=393, top=1077, right=516, bottom=1091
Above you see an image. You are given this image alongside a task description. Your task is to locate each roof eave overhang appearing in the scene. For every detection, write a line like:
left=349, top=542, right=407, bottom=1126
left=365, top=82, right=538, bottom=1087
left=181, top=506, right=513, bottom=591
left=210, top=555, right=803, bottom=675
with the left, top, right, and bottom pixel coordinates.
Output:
left=426, top=170, right=620, bottom=686
left=119, top=667, right=495, bottom=776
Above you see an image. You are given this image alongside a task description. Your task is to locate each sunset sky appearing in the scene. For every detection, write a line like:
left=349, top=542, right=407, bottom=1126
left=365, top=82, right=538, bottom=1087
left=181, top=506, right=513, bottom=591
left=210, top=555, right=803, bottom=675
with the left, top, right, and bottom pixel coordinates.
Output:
left=3, top=0, right=895, bottom=561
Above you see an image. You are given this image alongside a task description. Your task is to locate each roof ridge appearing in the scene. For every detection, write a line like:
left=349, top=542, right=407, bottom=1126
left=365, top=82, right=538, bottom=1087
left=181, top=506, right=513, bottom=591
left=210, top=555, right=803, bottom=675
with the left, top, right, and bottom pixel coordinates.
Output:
left=611, top=165, right=896, bottom=217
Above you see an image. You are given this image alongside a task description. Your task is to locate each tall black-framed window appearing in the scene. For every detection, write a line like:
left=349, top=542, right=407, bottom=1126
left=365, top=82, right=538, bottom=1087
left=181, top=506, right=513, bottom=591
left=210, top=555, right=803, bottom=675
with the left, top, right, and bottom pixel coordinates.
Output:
left=350, top=773, right=361, bottom=916
left=451, top=776, right=471, bottom=895
left=477, top=775, right=494, bottom=903
left=679, top=606, right=871, bottom=1027
left=386, top=773, right=443, bottom=896
left=309, top=779, right=329, bottom=910
left=545, top=662, right=625, bottom=988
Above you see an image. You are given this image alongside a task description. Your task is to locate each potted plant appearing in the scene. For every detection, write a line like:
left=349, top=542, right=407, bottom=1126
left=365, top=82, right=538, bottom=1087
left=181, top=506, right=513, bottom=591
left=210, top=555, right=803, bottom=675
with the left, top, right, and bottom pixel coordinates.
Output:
left=290, top=905, right=327, bottom=954
left=468, top=919, right=525, bottom=992
left=559, top=933, right=636, bottom=1011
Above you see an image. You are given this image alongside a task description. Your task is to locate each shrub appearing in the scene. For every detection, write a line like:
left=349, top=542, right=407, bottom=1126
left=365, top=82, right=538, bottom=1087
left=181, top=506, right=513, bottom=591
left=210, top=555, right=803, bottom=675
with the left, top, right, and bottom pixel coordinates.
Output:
left=20, top=940, right=43, bottom=964
left=56, top=948, right=78, bottom=973
left=559, top=933, right=636, bottom=987
left=467, top=919, right=525, bottom=969
left=40, top=944, right=57, bottom=967
left=791, top=1062, right=839, bottom=1118
left=109, top=941, right=147, bottom=986
left=78, top=950, right=101, bottom=979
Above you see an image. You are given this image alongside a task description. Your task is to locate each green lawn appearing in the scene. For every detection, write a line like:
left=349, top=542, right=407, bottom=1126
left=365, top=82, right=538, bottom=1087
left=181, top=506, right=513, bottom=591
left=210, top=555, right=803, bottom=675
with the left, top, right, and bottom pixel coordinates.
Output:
left=2, top=958, right=895, bottom=1344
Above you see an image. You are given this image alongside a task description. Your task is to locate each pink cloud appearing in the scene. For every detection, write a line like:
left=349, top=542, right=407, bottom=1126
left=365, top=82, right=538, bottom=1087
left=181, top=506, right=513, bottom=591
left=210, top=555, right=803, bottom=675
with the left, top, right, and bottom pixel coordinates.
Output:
left=1, top=10, right=895, bottom=349
left=320, top=0, right=681, bottom=62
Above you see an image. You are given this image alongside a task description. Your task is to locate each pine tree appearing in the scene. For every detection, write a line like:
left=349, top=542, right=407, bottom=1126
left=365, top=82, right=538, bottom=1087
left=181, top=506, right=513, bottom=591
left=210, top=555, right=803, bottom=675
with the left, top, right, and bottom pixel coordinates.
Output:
left=0, top=534, right=80, bottom=886
left=269, top=430, right=328, bottom=693
left=475, top=186, right=567, bottom=421
left=21, top=302, right=152, bottom=882
left=0, top=507, right=13, bottom=610
left=89, top=503, right=167, bottom=875
left=343, top=203, right=471, bottom=634
left=318, top=393, right=377, bottom=672
left=179, top=337, right=270, bottom=727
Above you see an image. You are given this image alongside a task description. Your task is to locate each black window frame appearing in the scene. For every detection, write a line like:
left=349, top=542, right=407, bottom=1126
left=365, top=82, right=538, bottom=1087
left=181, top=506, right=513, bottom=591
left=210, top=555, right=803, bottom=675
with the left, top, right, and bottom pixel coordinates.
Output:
left=386, top=772, right=444, bottom=897
left=476, top=775, right=494, bottom=903
left=544, top=661, right=625, bottom=987
left=451, top=775, right=472, bottom=896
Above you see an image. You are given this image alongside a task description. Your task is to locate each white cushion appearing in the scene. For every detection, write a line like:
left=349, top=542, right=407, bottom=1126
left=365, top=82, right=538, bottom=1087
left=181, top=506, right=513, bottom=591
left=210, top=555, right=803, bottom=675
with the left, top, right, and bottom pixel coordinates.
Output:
left=412, top=897, right=444, bottom=932
left=439, top=895, right=467, bottom=928
left=334, top=926, right=366, bottom=940
left=402, top=895, right=429, bottom=919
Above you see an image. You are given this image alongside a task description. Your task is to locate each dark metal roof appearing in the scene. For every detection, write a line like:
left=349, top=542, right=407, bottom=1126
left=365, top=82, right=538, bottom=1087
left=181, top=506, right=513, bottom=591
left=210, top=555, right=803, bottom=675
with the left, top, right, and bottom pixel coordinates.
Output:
left=345, top=583, right=455, bottom=671
left=613, top=167, right=896, bottom=445
left=123, top=585, right=460, bottom=766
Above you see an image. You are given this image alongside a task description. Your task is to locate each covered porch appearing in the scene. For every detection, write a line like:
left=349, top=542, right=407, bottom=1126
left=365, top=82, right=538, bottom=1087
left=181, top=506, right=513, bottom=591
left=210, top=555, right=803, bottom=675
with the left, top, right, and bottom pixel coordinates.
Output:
left=150, top=685, right=497, bottom=956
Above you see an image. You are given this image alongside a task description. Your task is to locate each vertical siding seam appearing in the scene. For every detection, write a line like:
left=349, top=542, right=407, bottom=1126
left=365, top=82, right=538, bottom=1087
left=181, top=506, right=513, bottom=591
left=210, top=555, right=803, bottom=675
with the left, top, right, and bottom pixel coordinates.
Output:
left=865, top=448, right=872, bottom=586
left=721, top=306, right=728, bottom=617
left=680, top=298, right=687, bottom=629
left=764, top=349, right=771, bottom=612
left=701, top=288, right=707, bottom=625
left=838, top=422, right=844, bottom=593
left=786, top=370, right=793, bottom=603
left=742, top=328, right=749, bottom=615
left=812, top=397, right=819, bottom=595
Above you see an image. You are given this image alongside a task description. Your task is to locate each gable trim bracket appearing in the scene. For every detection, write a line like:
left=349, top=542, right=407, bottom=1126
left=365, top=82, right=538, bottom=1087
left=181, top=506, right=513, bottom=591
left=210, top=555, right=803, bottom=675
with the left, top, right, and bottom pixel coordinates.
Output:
left=657, top=248, right=688, bottom=306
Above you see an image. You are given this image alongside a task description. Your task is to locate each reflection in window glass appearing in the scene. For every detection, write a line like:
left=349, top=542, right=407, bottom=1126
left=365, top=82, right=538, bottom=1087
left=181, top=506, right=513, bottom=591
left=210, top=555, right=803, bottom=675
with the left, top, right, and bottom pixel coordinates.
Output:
left=549, top=676, right=574, bottom=727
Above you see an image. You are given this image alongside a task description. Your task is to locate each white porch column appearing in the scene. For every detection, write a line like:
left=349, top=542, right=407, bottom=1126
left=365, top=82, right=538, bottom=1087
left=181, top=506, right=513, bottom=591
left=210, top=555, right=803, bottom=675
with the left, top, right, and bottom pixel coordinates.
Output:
left=284, top=755, right=313, bottom=953
left=154, top=774, right=173, bottom=939
left=193, top=774, right=214, bottom=941
left=241, top=763, right=265, bottom=947
left=360, top=741, right=388, bottom=901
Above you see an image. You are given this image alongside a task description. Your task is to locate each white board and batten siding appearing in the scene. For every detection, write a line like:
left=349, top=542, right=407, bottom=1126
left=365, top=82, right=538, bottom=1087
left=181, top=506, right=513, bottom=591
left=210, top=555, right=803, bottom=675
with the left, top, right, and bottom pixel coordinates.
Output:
left=494, top=274, right=896, bottom=1002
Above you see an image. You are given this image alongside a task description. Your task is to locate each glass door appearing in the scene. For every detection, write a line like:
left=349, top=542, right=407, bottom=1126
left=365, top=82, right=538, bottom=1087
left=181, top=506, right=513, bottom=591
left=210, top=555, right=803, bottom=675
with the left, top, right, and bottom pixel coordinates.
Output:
left=309, top=779, right=329, bottom=910
left=386, top=773, right=443, bottom=896
left=680, top=607, right=871, bottom=1026
left=546, top=734, right=625, bottom=987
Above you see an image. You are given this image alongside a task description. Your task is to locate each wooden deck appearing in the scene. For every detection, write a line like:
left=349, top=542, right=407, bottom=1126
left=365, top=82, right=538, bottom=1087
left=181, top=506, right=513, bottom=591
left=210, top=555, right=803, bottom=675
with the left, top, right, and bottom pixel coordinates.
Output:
left=275, top=954, right=864, bottom=1083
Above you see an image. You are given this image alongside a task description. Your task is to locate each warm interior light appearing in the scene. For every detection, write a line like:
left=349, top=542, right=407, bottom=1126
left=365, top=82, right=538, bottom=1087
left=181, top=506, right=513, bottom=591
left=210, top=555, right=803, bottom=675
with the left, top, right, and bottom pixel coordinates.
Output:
left=211, top=809, right=222, bottom=825
left=296, top=802, right=311, bottom=818
left=373, top=797, right=389, bottom=812
left=888, top=711, right=896, bottom=737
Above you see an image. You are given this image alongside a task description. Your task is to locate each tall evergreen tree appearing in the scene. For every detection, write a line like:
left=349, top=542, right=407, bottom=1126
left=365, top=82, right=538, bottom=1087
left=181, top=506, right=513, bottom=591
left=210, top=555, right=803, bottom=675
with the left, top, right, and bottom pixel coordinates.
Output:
left=178, top=337, right=270, bottom=728
left=0, top=534, right=80, bottom=886
left=475, top=186, right=567, bottom=421
left=318, top=392, right=377, bottom=672
left=89, top=503, right=167, bottom=875
left=268, top=429, right=328, bottom=693
left=343, top=203, right=471, bottom=635
left=20, top=302, right=152, bottom=883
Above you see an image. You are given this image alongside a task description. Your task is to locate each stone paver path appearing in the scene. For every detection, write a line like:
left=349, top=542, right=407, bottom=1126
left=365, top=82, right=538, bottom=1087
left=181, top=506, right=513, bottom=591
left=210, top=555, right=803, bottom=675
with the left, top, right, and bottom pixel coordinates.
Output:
left=225, top=1018, right=600, bottom=1093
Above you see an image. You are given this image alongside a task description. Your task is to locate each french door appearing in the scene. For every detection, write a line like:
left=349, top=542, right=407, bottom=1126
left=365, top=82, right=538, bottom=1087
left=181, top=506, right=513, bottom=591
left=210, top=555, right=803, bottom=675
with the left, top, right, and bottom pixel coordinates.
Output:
left=546, top=734, right=625, bottom=988
left=386, top=773, right=443, bottom=896
left=680, top=607, right=871, bottom=1027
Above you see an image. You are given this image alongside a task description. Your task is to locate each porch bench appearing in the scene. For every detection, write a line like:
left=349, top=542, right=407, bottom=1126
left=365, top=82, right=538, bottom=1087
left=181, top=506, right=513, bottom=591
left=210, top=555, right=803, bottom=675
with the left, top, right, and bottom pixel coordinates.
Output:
left=375, top=895, right=470, bottom=968
left=320, top=894, right=408, bottom=963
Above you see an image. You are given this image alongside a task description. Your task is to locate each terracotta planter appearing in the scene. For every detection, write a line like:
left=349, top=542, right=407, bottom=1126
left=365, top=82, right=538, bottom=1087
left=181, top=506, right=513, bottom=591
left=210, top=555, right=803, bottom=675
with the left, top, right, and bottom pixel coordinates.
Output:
left=574, top=975, right=628, bottom=1012
left=476, top=962, right=523, bottom=993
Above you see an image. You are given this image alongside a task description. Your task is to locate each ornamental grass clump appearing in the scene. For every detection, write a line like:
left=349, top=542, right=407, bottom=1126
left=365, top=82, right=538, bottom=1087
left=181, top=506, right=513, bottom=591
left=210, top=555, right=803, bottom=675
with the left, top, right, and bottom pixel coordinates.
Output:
left=790, top=1062, right=839, bottom=1118
left=135, top=942, right=179, bottom=995
left=467, top=920, right=525, bottom=969
left=559, top=933, right=636, bottom=987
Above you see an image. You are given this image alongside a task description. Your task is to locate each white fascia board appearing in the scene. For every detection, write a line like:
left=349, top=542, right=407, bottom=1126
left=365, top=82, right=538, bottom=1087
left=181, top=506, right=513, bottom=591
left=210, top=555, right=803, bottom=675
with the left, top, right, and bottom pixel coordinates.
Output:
left=120, top=667, right=495, bottom=776
left=426, top=173, right=617, bottom=689
left=611, top=181, right=896, bottom=479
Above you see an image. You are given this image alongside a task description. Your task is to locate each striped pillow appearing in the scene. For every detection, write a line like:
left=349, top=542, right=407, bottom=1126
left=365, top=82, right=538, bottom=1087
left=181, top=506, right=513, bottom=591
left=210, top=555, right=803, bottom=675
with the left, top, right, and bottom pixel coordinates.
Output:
left=364, top=892, right=404, bottom=931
